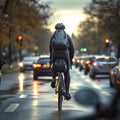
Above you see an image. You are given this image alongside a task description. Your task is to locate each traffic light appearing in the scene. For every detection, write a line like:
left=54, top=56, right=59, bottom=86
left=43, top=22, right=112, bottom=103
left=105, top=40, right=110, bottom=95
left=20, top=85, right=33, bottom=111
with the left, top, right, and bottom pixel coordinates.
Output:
left=80, top=48, right=87, bottom=52
left=18, top=36, right=23, bottom=46
left=105, top=38, right=110, bottom=48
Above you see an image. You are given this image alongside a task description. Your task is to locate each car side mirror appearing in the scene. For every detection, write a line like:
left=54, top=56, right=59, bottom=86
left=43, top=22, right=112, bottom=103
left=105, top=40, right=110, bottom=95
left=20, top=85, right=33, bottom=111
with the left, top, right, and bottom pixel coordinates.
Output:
left=74, top=87, right=101, bottom=111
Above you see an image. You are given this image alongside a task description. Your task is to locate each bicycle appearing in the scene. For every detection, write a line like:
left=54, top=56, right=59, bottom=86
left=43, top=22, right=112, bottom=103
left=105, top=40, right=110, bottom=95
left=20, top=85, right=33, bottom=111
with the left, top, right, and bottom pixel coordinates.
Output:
left=55, top=72, right=66, bottom=111
left=53, top=59, right=67, bottom=111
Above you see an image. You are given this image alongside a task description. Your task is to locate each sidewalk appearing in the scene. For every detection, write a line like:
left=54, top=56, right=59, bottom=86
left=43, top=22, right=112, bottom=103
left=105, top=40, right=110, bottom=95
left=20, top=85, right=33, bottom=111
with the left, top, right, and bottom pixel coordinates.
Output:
left=2, top=63, right=19, bottom=73
left=0, top=64, right=19, bottom=91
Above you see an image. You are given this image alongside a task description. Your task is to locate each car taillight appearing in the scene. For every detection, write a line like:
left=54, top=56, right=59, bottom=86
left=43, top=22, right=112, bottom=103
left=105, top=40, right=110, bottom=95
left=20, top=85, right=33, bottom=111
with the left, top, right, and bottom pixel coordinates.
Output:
left=72, top=59, right=75, bottom=62
left=86, top=60, right=90, bottom=64
left=80, top=60, right=83, bottom=63
left=93, top=62, right=98, bottom=66
left=77, top=59, right=79, bottom=63
left=33, top=64, right=41, bottom=68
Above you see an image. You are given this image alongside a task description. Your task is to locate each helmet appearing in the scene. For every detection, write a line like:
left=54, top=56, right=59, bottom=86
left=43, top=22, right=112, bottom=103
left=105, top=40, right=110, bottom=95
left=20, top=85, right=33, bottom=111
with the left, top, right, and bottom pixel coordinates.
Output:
left=55, top=23, right=65, bottom=30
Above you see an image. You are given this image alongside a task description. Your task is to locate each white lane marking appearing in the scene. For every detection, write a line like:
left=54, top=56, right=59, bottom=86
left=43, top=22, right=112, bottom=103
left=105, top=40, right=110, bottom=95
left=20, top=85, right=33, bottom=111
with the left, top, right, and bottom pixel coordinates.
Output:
left=4, top=103, right=19, bottom=112
left=19, top=94, right=27, bottom=98
left=38, top=76, right=52, bottom=79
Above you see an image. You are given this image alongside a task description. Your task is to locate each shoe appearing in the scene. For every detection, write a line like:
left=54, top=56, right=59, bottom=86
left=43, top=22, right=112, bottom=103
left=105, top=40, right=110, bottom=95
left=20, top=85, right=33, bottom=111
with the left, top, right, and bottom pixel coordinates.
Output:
left=65, top=92, right=71, bottom=100
left=51, top=80, right=55, bottom=88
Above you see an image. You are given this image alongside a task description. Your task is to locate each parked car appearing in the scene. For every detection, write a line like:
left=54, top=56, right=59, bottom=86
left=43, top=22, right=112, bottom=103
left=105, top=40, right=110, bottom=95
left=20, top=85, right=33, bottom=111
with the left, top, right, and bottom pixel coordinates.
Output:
left=109, top=65, right=120, bottom=87
left=19, top=56, right=39, bottom=72
left=33, top=55, right=52, bottom=80
left=89, top=56, right=118, bottom=79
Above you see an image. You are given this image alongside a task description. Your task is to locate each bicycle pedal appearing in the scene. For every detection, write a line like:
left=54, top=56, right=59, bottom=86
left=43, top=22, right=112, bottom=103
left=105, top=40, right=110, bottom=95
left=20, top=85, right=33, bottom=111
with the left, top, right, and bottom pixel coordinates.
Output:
left=61, top=90, right=65, bottom=95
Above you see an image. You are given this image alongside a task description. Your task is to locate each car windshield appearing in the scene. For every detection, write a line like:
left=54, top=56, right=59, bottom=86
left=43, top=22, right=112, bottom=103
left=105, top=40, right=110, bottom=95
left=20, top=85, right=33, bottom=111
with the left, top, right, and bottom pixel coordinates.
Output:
left=38, top=58, right=50, bottom=63
left=23, top=57, right=37, bottom=62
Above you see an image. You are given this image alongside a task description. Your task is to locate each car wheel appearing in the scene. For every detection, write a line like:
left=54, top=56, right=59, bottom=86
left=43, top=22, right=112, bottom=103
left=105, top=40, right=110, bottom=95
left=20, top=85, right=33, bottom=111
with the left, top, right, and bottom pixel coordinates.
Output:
left=20, top=68, right=25, bottom=72
left=33, top=75, right=38, bottom=80
left=109, top=75, right=114, bottom=87
left=75, top=65, right=77, bottom=68
left=84, top=69, right=88, bottom=75
left=90, top=72, right=95, bottom=79
left=79, top=67, right=82, bottom=71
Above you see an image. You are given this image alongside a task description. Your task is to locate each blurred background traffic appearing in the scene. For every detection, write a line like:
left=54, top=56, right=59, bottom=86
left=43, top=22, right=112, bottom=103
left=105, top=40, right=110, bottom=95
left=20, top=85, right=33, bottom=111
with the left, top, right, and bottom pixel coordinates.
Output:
left=0, top=1, right=120, bottom=119
left=0, top=0, right=120, bottom=68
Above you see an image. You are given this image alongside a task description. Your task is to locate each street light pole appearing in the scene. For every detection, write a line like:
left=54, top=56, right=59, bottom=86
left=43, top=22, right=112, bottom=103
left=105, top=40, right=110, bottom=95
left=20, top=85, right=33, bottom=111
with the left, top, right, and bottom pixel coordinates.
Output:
left=8, top=24, right=12, bottom=66
left=18, top=36, right=23, bottom=61
left=7, top=0, right=12, bottom=67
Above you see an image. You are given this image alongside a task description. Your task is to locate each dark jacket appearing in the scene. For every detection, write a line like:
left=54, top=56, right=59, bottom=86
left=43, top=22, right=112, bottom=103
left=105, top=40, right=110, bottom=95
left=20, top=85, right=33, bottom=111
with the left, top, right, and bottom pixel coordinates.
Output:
left=49, top=31, right=74, bottom=65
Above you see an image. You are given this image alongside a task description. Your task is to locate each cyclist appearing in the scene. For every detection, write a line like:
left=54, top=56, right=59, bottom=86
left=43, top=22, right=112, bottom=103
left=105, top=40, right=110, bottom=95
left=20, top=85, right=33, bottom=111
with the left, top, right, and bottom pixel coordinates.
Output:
left=49, top=23, right=74, bottom=100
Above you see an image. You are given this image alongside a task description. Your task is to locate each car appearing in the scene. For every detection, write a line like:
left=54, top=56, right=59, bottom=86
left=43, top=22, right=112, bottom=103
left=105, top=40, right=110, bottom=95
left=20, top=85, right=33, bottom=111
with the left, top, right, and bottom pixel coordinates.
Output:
left=19, top=56, right=39, bottom=72
left=78, top=56, right=87, bottom=71
left=89, top=56, right=118, bottom=79
left=33, top=55, right=52, bottom=80
left=83, top=56, right=96, bottom=75
left=109, top=64, right=120, bottom=87
left=72, top=56, right=80, bottom=68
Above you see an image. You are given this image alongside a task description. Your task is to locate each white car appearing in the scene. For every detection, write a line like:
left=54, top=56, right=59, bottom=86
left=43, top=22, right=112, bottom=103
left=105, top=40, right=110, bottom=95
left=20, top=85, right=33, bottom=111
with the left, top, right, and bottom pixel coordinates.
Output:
left=19, top=56, right=39, bottom=72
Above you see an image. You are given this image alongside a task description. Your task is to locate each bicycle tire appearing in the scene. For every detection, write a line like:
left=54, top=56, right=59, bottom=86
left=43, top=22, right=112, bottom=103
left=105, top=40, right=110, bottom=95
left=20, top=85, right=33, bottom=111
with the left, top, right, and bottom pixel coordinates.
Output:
left=58, top=73, right=64, bottom=111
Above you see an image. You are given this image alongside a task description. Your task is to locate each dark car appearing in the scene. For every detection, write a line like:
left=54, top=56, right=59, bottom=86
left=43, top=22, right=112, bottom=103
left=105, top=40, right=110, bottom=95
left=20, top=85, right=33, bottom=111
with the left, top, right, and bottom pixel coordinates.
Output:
left=78, top=56, right=87, bottom=71
left=89, top=55, right=118, bottom=79
left=33, top=55, right=52, bottom=80
left=19, top=56, right=39, bottom=72
left=109, top=65, right=120, bottom=87
left=83, top=56, right=96, bottom=75
left=72, top=56, right=80, bottom=68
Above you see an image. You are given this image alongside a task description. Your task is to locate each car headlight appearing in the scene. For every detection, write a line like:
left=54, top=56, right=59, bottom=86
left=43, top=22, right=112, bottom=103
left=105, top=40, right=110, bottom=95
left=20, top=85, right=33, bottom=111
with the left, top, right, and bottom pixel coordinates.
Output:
left=19, top=62, right=23, bottom=67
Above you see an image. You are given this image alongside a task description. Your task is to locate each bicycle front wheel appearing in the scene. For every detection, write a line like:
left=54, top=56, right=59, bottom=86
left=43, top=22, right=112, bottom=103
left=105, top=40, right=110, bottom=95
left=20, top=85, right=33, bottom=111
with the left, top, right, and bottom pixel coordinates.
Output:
left=58, top=73, right=64, bottom=111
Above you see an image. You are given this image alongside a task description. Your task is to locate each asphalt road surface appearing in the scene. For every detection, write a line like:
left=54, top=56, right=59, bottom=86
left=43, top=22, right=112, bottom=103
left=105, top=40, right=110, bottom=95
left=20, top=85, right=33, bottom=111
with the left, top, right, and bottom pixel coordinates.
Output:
left=0, top=66, right=116, bottom=120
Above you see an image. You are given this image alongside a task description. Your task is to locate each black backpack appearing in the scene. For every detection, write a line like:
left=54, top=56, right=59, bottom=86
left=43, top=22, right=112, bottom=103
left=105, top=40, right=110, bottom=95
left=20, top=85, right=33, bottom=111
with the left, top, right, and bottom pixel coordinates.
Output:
left=51, top=30, right=69, bottom=51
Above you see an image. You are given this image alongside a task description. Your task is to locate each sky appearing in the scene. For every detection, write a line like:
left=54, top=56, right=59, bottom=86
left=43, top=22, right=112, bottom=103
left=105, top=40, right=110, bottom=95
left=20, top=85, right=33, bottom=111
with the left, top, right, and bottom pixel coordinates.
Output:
left=41, top=0, right=91, bottom=36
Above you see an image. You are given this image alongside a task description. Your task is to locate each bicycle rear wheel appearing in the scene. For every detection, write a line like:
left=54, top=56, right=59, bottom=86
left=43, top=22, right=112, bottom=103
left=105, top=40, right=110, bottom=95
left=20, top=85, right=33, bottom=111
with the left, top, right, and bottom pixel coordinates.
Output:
left=58, top=73, right=64, bottom=111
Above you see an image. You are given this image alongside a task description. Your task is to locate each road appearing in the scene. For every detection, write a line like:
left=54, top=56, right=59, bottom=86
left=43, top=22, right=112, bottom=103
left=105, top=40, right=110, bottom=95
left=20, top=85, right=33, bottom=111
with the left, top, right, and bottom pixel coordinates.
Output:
left=0, top=66, right=117, bottom=120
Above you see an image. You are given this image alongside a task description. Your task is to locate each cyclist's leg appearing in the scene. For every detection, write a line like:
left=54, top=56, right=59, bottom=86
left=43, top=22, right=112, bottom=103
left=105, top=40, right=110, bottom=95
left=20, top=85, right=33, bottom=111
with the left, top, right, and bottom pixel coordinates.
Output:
left=63, top=54, right=71, bottom=100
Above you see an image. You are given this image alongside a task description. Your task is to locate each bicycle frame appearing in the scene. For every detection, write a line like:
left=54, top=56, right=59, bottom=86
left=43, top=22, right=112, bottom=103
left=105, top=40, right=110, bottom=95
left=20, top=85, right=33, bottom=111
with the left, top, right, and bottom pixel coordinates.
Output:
left=55, top=72, right=66, bottom=111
